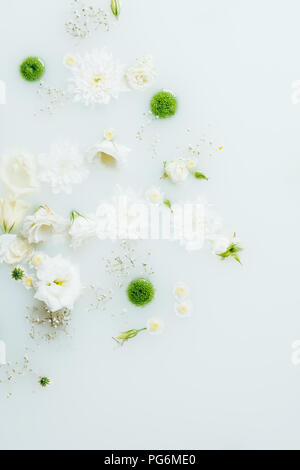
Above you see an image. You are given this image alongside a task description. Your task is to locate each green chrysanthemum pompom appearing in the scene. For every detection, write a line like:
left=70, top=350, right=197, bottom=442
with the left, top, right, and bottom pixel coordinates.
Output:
left=20, top=57, right=45, bottom=82
left=11, top=267, right=24, bottom=281
left=39, top=377, right=50, bottom=388
left=127, top=278, right=155, bottom=306
left=150, top=91, right=178, bottom=118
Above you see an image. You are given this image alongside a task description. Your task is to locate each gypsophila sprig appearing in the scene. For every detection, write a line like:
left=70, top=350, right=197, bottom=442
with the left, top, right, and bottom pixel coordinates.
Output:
left=127, top=278, right=155, bottom=306
left=11, top=267, right=24, bottom=281
left=20, top=57, right=45, bottom=82
left=111, top=0, right=120, bottom=19
left=39, top=376, right=50, bottom=388
left=113, top=328, right=146, bottom=345
left=218, top=233, right=243, bottom=264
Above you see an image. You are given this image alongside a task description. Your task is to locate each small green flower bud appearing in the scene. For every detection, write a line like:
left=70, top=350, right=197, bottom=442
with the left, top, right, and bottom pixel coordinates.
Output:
left=111, top=0, right=121, bottom=19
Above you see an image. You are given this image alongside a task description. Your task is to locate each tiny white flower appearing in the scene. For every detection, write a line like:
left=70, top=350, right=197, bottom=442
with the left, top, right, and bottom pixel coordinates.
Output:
left=34, top=255, right=82, bottom=312
left=174, top=282, right=189, bottom=300
left=23, top=275, right=34, bottom=289
left=0, top=234, right=33, bottom=265
left=39, top=141, right=89, bottom=195
left=86, top=139, right=131, bottom=167
left=165, top=159, right=189, bottom=183
left=22, top=205, right=67, bottom=244
left=67, top=48, right=126, bottom=106
left=69, top=211, right=97, bottom=248
left=186, top=159, right=197, bottom=171
left=0, top=151, right=38, bottom=197
left=175, top=301, right=193, bottom=318
left=0, top=198, right=28, bottom=233
left=63, top=54, right=77, bottom=68
left=147, top=318, right=164, bottom=335
left=31, top=252, right=47, bottom=267
left=125, top=56, right=156, bottom=91
left=104, top=128, right=115, bottom=141
left=146, top=186, right=164, bottom=205
left=211, top=235, right=230, bottom=255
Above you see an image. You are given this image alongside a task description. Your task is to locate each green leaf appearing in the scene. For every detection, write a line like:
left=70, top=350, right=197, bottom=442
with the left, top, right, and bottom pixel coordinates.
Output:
left=194, top=171, right=208, bottom=180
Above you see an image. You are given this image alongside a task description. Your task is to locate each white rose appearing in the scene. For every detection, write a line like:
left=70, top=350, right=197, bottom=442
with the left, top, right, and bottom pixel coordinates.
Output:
left=0, top=234, right=33, bottom=265
left=22, top=205, right=67, bottom=244
left=0, top=151, right=38, bottom=197
left=211, top=236, right=230, bottom=255
left=165, top=159, right=189, bottom=183
left=34, top=255, right=82, bottom=311
left=125, top=56, right=156, bottom=91
left=69, top=212, right=97, bottom=248
left=0, top=198, right=29, bottom=233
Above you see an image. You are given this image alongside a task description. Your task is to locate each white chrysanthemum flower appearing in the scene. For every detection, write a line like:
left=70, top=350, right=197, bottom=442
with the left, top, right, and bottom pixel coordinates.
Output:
left=211, top=235, right=230, bottom=255
left=34, top=255, right=82, bottom=312
left=31, top=252, right=47, bottom=268
left=63, top=54, right=77, bottom=68
left=125, top=56, right=156, bottom=91
left=146, top=186, right=164, bottom=205
left=165, top=159, right=189, bottom=183
left=174, top=282, right=189, bottom=300
left=22, top=205, right=67, bottom=244
left=0, top=151, right=38, bottom=197
left=86, top=138, right=131, bottom=167
left=147, top=318, right=164, bottom=335
left=68, top=48, right=126, bottom=106
left=69, top=211, right=97, bottom=248
left=175, top=301, right=193, bottom=318
left=0, top=198, right=28, bottom=233
left=0, top=234, right=33, bottom=265
left=39, top=142, right=89, bottom=195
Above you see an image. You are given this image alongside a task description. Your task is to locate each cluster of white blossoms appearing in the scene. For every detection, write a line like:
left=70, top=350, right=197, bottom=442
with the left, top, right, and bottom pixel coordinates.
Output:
left=64, top=49, right=157, bottom=106
left=163, top=158, right=208, bottom=184
left=173, top=282, right=193, bottom=318
left=0, top=132, right=131, bottom=197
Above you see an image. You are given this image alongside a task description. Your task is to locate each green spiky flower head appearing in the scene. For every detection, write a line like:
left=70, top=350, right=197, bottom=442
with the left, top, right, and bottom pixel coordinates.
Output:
left=127, top=278, right=155, bottom=306
left=39, top=377, right=50, bottom=388
left=150, top=91, right=178, bottom=118
left=20, top=57, right=45, bottom=82
left=11, top=267, right=24, bottom=281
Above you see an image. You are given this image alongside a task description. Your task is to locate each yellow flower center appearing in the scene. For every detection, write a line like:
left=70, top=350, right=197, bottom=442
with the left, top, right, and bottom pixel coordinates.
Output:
left=150, top=321, right=160, bottom=331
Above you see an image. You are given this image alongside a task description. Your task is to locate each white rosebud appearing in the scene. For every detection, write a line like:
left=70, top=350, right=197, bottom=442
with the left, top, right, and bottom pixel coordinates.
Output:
left=22, top=205, right=67, bottom=244
left=211, top=236, right=230, bottom=255
left=0, top=198, right=28, bottom=233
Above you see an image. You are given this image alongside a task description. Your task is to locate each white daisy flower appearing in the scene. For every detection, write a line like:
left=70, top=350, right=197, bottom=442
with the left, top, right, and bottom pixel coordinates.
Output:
left=175, top=301, right=193, bottom=318
left=86, top=138, right=131, bottom=167
left=146, top=186, right=164, bottom=205
left=174, top=282, right=189, bottom=300
left=67, top=48, right=126, bottom=106
left=31, top=252, right=47, bottom=268
left=125, top=56, right=156, bottom=91
left=39, top=141, right=89, bottom=194
left=147, top=318, right=164, bottom=335
left=23, top=274, right=35, bottom=290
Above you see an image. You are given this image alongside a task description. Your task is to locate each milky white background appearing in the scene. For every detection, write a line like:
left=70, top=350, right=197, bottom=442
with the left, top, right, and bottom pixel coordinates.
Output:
left=0, top=0, right=300, bottom=450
